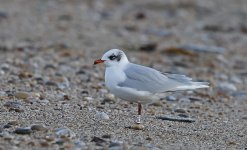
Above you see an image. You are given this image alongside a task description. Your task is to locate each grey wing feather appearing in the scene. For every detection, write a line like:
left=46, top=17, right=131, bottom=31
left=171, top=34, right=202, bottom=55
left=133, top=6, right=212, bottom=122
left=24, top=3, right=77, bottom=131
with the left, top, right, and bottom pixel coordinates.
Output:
left=118, top=63, right=182, bottom=93
left=162, top=73, right=192, bottom=84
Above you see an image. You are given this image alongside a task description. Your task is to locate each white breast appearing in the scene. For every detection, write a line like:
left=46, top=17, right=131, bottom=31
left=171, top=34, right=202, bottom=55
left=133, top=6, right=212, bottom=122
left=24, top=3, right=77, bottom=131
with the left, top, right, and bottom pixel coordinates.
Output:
left=105, top=67, right=126, bottom=91
left=104, top=66, right=155, bottom=104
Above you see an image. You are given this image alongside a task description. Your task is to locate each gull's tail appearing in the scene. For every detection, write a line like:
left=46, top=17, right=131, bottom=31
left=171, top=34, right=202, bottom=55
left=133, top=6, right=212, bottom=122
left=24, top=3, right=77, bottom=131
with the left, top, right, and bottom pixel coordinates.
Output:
left=163, top=73, right=209, bottom=91
left=174, top=81, right=209, bottom=91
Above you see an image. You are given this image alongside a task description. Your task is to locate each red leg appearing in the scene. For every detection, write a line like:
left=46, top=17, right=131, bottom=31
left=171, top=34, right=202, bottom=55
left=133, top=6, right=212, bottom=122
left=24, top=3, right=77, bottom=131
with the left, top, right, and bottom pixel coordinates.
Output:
left=136, top=102, right=142, bottom=124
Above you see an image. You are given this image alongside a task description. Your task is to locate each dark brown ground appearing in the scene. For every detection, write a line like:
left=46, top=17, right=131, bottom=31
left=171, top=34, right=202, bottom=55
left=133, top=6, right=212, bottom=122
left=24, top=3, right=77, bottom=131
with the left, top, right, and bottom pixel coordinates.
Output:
left=0, top=0, right=246, bottom=149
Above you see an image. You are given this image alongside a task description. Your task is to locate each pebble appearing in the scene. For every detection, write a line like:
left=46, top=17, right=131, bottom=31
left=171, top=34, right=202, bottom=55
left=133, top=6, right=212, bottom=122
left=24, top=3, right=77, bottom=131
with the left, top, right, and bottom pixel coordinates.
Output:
left=38, top=99, right=50, bottom=105
left=191, top=101, right=202, bottom=109
left=242, top=116, right=247, bottom=120
left=0, top=70, right=4, bottom=75
left=0, top=132, right=14, bottom=141
left=55, top=127, right=76, bottom=139
left=0, top=91, right=6, bottom=96
left=14, top=127, right=32, bottom=134
left=180, top=44, right=226, bottom=54
left=230, top=76, right=242, bottom=84
left=231, top=91, right=247, bottom=101
left=179, top=98, right=191, bottom=103
left=174, top=108, right=187, bottom=113
left=91, top=136, right=107, bottom=146
left=84, top=97, right=93, bottom=101
left=216, top=73, right=228, bottom=80
left=4, top=101, right=24, bottom=112
left=103, top=94, right=116, bottom=103
left=45, top=136, right=55, bottom=142
left=31, top=124, right=48, bottom=131
left=130, top=146, right=148, bottom=150
left=102, top=134, right=111, bottom=139
left=95, top=112, right=110, bottom=120
left=8, top=120, right=18, bottom=126
left=74, top=140, right=86, bottom=150
left=109, top=141, right=123, bottom=149
left=47, top=76, right=70, bottom=89
left=15, top=92, right=29, bottom=99
left=149, top=101, right=163, bottom=107
left=156, top=115, right=196, bottom=123
left=166, top=95, right=177, bottom=101
left=138, top=43, right=157, bottom=52
left=39, top=140, right=50, bottom=147
left=130, top=124, right=145, bottom=130
left=1, top=63, right=10, bottom=71
left=144, top=28, right=172, bottom=37
left=3, top=124, right=12, bottom=128
left=216, top=82, right=237, bottom=93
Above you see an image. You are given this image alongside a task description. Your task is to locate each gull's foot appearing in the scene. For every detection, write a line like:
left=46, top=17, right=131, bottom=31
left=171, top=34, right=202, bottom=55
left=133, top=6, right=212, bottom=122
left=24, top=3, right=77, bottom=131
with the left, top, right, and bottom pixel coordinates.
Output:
left=131, top=123, right=144, bottom=130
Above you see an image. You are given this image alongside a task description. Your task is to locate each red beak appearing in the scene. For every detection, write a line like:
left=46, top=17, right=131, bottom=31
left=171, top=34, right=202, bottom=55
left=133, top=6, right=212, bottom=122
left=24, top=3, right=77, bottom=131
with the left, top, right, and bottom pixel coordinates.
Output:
left=94, top=59, right=105, bottom=65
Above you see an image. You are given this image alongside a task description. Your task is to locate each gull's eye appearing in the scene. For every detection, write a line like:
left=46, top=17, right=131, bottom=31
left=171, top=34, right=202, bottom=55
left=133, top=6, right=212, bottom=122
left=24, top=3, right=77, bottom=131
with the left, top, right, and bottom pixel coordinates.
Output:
left=109, top=55, right=117, bottom=60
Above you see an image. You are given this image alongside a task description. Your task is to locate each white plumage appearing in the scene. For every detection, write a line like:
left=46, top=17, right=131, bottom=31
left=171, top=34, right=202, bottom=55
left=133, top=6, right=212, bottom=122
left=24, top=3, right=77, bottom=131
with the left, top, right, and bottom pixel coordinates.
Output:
left=94, top=49, right=209, bottom=124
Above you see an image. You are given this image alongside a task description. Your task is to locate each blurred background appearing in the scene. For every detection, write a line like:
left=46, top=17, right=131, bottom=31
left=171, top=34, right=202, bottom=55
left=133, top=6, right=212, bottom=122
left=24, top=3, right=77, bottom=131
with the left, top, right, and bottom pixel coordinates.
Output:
left=0, top=0, right=246, bottom=149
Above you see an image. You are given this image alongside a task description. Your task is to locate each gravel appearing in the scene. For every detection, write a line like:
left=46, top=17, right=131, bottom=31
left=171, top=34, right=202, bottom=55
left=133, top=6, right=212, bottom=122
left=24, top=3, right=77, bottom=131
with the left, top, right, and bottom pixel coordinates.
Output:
left=0, top=0, right=246, bottom=149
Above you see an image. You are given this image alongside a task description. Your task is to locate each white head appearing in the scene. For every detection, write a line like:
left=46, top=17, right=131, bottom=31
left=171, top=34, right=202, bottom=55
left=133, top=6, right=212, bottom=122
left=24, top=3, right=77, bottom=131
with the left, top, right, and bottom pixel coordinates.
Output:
left=94, top=49, right=129, bottom=67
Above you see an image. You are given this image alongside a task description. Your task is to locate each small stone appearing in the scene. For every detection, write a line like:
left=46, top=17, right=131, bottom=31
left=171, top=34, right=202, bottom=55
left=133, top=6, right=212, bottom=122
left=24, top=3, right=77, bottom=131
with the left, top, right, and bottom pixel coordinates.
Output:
left=218, top=112, right=223, bottom=115
left=230, top=76, right=242, bottom=84
left=180, top=44, right=226, bottom=54
left=95, top=112, right=110, bottom=120
left=55, top=127, right=76, bottom=139
left=146, top=137, right=152, bottom=141
left=242, top=116, right=247, bottom=120
left=191, top=101, right=202, bottom=109
left=1, top=63, right=10, bottom=71
left=8, top=120, right=18, bottom=126
left=232, top=91, right=247, bottom=101
left=178, top=114, right=189, bottom=118
left=228, top=141, right=237, bottom=145
left=102, top=134, right=111, bottom=139
left=179, top=98, right=191, bottom=103
left=91, top=136, right=107, bottom=146
left=103, top=94, right=116, bottom=103
left=149, top=101, right=163, bottom=107
left=156, top=115, right=196, bottom=123
left=131, top=124, right=145, bottom=130
left=48, top=76, right=70, bottom=89
left=14, top=127, right=32, bottom=134
left=63, top=94, right=70, bottom=100
left=84, top=97, right=93, bottom=101
left=40, top=141, right=50, bottom=147
left=216, top=82, right=237, bottom=93
left=45, top=136, right=55, bottom=142
left=135, top=11, right=146, bottom=20
left=15, top=92, right=29, bottom=99
left=19, top=71, right=33, bottom=78
left=4, top=101, right=24, bottom=112
left=38, top=99, right=49, bottom=105
left=130, top=146, right=148, bottom=150
left=109, top=141, right=122, bottom=148
left=166, top=95, right=177, bottom=101
left=145, top=28, right=172, bottom=37
left=0, top=132, right=13, bottom=141
left=174, top=108, right=187, bottom=113
left=74, top=139, right=86, bottom=149
left=31, top=124, right=48, bottom=131
left=3, top=124, right=12, bottom=128
left=139, top=43, right=157, bottom=52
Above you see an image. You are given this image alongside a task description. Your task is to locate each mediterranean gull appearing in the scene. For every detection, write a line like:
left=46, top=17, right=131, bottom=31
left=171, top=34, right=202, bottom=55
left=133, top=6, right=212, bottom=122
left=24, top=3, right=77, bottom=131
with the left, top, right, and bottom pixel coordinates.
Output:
left=94, top=49, right=209, bottom=124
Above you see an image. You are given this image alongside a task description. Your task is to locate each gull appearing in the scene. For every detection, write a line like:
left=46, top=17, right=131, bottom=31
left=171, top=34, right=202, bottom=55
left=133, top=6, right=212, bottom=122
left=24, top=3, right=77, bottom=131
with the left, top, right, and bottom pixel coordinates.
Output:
left=94, top=49, right=209, bottom=125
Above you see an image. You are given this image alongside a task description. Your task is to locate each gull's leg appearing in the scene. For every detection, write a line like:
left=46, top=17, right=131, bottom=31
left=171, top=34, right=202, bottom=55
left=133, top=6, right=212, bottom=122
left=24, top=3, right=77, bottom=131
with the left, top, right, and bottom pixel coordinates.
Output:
left=136, top=102, right=142, bottom=124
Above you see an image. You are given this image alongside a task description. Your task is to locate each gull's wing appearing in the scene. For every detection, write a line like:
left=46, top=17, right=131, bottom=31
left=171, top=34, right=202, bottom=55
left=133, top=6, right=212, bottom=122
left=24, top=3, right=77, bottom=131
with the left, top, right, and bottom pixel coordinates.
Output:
left=118, top=63, right=209, bottom=93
